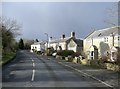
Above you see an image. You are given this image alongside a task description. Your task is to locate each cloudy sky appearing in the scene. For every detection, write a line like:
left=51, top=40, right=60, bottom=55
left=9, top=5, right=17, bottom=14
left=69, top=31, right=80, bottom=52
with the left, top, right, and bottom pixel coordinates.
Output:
left=2, top=2, right=117, bottom=41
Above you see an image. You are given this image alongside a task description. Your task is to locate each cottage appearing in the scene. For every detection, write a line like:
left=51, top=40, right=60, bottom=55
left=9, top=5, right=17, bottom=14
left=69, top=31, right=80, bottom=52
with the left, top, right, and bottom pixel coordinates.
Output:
left=110, top=46, right=120, bottom=62
left=31, top=41, right=45, bottom=53
left=68, top=39, right=83, bottom=52
left=84, top=26, right=120, bottom=61
left=49, top=32, right=83, bottom=52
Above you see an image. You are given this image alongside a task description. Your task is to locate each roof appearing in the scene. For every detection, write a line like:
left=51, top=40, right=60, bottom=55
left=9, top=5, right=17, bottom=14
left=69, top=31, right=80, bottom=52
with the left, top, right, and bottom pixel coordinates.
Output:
left=111, top=46, right=120, bottom=51
left=49, top=37, right=72, bottom=43
left=85, top=26, right=120, bottom=39
left=31, top=41, right=45, bottom=45
left=74, top=39, right=83, bottom=45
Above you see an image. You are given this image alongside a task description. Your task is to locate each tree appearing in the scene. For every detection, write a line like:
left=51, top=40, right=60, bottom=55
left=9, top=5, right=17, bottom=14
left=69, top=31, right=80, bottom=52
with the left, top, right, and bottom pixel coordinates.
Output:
left=104, top=3, right=118, bottom=26
left=0, top=17, right=21, bottom=36
left=0, top=17, right=21, bottom=52
left=24, top=39, right=34, bottom=50
left=2, top=26, right=13, bottom=50
left=18, top=38, right=24, bottom=50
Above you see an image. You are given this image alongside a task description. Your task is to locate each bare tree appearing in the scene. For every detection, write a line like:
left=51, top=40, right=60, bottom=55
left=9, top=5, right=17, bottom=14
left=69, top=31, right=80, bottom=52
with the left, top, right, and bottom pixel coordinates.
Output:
left=104, top=3, right=118, bottom=26
left=0, top=17, right=21, bottom=37
left=0, top=17, right=21, bottom=52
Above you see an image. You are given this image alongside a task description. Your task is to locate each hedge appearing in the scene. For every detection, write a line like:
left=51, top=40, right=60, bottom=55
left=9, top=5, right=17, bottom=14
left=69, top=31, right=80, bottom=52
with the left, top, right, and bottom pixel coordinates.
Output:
left=57, top=50, right=74, bottom=57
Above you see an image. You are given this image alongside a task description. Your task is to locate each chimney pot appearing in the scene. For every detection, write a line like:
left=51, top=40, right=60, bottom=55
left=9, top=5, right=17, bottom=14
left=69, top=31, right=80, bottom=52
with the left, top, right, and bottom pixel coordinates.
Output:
left=71, top=32, right=75, bottom=37
left=61, top=34, right=65, bottom=39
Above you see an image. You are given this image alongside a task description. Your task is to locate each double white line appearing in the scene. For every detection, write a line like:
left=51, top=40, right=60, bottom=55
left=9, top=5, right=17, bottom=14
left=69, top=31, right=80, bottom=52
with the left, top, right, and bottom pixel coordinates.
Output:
left=31, top=58, right=35, bottom=81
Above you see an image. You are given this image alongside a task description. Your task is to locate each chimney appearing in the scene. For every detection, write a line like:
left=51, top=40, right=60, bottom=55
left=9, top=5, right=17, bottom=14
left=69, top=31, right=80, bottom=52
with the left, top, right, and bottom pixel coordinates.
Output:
left=61, top=34, right=65, bottom=39
left=71, top=31, right=75, bottom=37
left=49, top=36, right=52, bottom=41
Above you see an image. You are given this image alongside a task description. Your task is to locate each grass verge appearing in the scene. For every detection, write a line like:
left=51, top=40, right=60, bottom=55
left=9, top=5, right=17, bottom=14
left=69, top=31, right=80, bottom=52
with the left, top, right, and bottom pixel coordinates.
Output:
left=1, top=52, right=16, bottom=66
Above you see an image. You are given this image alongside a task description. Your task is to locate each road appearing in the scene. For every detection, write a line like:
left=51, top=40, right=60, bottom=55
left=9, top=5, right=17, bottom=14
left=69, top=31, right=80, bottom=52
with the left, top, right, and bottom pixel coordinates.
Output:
left=2, top=50, right=118, bottom=88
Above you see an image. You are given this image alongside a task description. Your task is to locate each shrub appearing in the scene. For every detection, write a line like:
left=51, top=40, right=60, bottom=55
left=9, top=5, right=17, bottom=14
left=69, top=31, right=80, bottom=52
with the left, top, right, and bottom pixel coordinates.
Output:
left=117, top=49, right=120, bottom=66
left=57, top=50, right=74, bottom=57
left=72, top=52, right=81, bottom=57
left=46, top=47, right=54, bottom=56
left=67, top=56, right=73, bottom=62
left=100, top=56, right=109, bottom=63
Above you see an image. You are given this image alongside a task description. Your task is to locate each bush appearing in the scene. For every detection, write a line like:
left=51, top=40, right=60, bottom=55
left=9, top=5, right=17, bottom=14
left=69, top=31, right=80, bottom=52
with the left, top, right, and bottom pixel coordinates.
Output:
left=72, top=52, right=81, bottom=57
left=100, top=56, right=109, bottom=63
left=67, top=56, right=73, bottom=62
left=57, top=50, right=74, bottom=57
left=46, top=47, right=54, bottom=56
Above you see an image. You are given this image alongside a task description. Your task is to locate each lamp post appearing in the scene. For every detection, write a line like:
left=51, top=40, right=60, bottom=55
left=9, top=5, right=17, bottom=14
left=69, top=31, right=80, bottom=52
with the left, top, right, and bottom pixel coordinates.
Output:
left=44, top=33, right=49, bottom=49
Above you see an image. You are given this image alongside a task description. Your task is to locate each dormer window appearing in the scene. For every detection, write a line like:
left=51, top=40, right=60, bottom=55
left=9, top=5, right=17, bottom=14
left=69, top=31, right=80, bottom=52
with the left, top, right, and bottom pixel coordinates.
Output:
left=98, top=33, right=101, bottom=37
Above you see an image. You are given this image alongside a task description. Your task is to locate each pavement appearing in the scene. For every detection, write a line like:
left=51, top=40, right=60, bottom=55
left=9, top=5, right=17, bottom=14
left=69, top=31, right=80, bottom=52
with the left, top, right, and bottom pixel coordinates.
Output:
left=2, top=50, right=119, bottom=89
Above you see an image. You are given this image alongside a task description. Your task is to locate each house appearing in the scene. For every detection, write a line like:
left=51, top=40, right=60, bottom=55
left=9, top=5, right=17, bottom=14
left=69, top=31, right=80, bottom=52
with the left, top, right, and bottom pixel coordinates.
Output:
left=31, top=41, right=45, bottom=53
left=49, top=32, right=83, bottom=52
left=110, top=46, right=120, bottom=62
left=67, top=39, right=83, bottom=52
left=84, top=26, right=120, bottom=61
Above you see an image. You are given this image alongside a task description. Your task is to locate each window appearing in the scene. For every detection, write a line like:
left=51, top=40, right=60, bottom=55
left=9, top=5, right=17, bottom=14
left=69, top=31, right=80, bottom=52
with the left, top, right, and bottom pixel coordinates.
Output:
left=91, top=51, right=94, bottom=56
left=118, top=36, right=120, bottom=41
left=104, top=37, right=106, bottom=42
left=104, top=37, right=108, bottom=42
left=107, top=38, right=108, bottom=42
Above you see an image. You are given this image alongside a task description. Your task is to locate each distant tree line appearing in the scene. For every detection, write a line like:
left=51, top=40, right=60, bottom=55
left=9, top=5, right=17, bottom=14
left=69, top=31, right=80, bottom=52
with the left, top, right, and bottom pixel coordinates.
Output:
left=18, top=38, right=34, bottom=50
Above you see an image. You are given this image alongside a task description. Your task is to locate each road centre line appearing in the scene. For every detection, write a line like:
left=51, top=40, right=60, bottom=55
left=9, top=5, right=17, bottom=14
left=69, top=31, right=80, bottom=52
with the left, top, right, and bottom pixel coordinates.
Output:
left=57, top=62, right=114, bottom=88
left=33, top=62, right=35, bottom=67
left=31, top=69, right=35, bottom=81
left=31, top=59, right=34, bottom=62
left=31, top=58, right=35, bottom=81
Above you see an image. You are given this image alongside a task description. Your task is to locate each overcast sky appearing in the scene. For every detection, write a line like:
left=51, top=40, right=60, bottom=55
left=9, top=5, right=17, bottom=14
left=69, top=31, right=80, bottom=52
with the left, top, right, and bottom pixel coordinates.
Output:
left=2, top=2, right=117, bottom=41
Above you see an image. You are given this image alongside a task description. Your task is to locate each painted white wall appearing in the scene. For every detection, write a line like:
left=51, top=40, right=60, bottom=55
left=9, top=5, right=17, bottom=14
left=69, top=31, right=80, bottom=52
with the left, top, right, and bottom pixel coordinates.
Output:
left=31, top=43, right=45, bottom=52
left=49, top=43, right=58, bottom=50
left=68, top=40, right=77, bottom=52
left=59, top=42, right=66, bottom=50
left=84, top=34, right=120, bottom=59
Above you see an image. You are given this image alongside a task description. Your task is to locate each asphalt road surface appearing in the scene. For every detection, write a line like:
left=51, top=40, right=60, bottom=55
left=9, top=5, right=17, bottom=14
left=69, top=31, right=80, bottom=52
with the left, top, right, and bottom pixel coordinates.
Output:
left=2, top=50, right=117, bottom=88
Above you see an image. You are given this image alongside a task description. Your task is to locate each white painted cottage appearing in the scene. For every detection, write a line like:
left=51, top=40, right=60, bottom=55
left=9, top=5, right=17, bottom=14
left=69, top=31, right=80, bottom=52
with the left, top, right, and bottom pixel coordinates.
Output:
left=49, top=32, right=83, bottom=52
left=31, top=41, right=45, bottom=53
left=84, top=26, right=120, bottom=61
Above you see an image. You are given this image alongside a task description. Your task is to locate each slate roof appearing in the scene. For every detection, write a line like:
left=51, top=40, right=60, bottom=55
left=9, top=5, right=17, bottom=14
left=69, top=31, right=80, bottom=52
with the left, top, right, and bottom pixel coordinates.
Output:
left=73, top=39, right=83, bottom=46
left=49, top=37, right=72, bottom=43
left=85, top=26, right=120, bottom=39
left=32, top=41, right=45, bottom=45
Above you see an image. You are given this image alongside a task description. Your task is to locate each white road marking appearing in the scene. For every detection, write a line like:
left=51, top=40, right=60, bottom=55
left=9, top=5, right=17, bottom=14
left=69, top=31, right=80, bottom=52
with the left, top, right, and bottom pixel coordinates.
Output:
left=58, top=62, right=114, bottom=88
left=31, top=69, right=35, bottom=81
left=32, top=59, right=34, bottom=62
left=33, top=62, right=35, bottom=67
left=31, top=58, right=35, bottom=81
